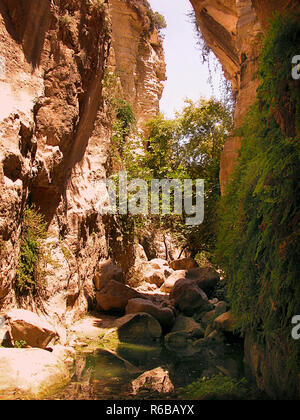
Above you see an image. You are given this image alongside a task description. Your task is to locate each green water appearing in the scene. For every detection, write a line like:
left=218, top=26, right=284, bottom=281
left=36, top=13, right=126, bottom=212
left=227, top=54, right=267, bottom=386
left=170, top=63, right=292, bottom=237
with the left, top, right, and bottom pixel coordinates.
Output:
left=50, top=341, right=244, bottom=400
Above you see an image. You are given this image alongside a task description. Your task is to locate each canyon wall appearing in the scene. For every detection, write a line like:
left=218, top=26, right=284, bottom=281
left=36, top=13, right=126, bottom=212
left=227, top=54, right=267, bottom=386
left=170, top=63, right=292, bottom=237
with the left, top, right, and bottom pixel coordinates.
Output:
left=0, top=0, right=165, bottom=325
left=190, top=0, right=300, bottom=194
left=189, top=0, right=300, bottom=399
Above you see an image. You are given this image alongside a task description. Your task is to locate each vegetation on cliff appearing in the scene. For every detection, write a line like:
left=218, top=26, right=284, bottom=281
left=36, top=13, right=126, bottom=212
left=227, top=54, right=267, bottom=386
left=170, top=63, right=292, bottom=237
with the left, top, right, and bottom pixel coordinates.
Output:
left=215, top=14, right=300, bottom=383
left=14, top=206, right=55, bottom=297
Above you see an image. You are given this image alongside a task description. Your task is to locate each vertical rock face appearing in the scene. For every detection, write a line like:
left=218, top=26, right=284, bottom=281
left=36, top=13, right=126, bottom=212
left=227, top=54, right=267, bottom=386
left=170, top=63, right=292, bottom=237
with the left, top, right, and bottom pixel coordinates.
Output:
left=0, top=0, right=166, bottom=323
left=190, top=0, right=261, bottom=194
left=108, top=0, right=166, bottom=132
left=190, top=0, right=300, bottom=194
left=0, top=0, right=111, bottom=321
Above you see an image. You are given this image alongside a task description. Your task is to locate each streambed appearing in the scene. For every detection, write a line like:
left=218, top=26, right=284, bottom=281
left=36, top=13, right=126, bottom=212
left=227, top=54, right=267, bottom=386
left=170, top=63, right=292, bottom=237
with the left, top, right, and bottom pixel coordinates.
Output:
left=47, top=317, right=244, bottom=400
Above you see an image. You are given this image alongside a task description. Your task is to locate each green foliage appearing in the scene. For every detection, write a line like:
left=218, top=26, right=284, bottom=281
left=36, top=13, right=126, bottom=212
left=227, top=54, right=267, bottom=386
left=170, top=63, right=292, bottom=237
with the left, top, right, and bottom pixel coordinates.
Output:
left=123, top=98, right=233, bottom=255
left=178, top=374, right=250, bottom=400
left=215, top=14, right=300, bottom=374
left=87, top=0, right=106, bottom=14
left=58, top=12, right=72, bottom=35
left=14, top=340, right=27, bottom=349
left=14, top=206, right=51, bottom=296
left=111, top=100, right=136, bottom=165
left=257, top=13, right=300, bottom=136
left=145, top=7, right=166, bottom=36
left=152, top=12, right=167, bottom=32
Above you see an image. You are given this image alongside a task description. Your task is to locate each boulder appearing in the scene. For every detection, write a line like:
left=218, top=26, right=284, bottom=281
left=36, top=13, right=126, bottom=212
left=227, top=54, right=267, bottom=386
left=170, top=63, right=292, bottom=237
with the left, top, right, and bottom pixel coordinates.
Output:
left=200, top=309, right=218, bottom=326
left=46, top=345, right=76, bottom=369
left=130, top=259, right=168, bottom=289
left=160, top=270, right=187, bottom=293
left=0, top=348, right=70, bottom=399
left=142, top=269, right=165, bottom=287
left=169, top=257, right=198, bottom=271
left=162, top=267, right=174, bottom=278
left=186, top=267, right=220, bottom=295
left=169, top=278, right=212, bottom=316
left=114, top=313, right=162, bottom=344
left=148, top=258, right=169, bottom=270
left=165, top=315, right=205, bottom=358
left=96, top=280, right=140, bottom=313
left=126, top=298, right=175, bottom=331
left=134, top=244, right=148, bottom=264
left=131, top=367, right=174, bottom=395
left=171, top=314, right=204, bottom=335
left=5, top=309, right=58, bottom=349
left=214, top=311, right=236, bottom=332
left=161, top=267, right=220, bottom=295
left=93, top=259, right=124, bottom=291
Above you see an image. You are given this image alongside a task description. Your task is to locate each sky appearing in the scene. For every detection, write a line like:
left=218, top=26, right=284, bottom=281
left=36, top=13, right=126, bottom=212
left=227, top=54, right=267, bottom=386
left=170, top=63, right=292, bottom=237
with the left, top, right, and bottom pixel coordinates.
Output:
left=149, top=0, right=222, bottom=119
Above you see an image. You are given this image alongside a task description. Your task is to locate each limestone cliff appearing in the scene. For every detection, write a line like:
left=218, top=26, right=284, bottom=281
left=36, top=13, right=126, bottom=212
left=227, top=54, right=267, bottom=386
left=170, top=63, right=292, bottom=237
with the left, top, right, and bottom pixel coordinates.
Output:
left=109, top=0, right=166, bottom=132
left=190, top=0, right=300, bottom=194
left=0, top=0, right=165, bottom=324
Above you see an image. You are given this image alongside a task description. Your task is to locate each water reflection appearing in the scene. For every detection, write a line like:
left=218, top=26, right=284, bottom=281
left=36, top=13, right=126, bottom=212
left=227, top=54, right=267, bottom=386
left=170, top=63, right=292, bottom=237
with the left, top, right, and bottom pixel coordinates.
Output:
left=50, top=341, right=243, bottom=400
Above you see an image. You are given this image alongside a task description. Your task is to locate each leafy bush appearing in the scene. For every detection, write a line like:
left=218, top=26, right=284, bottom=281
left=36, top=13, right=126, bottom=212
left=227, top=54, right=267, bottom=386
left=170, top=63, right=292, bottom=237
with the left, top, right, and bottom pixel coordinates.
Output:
left=14, top=340, right=27, bottom=349
left=215, top=14, right=300, bottom=373
left=111, top=100, right=136, bottom=161
left=152, top=12, right=167, bottom=32
left=14, top=206, right=51, bottom=296
left=178, top=374, right=249, bottom=400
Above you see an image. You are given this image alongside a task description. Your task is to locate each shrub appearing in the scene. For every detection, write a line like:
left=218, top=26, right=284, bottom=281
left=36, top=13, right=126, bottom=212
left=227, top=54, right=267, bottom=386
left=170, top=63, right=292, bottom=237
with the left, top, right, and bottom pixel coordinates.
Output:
left=152, top=12, right=167, bottom=32
left=87, top=0, right=106, bottom=14
left=14, top=206, right=51, bottom=296
left=178, top=374, right=250, bottom=400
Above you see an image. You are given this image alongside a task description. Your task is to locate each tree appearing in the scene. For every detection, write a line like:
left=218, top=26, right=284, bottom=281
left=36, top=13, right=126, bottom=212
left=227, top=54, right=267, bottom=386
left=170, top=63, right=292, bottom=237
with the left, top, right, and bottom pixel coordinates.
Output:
left=124, top=98, right=233, bottom=256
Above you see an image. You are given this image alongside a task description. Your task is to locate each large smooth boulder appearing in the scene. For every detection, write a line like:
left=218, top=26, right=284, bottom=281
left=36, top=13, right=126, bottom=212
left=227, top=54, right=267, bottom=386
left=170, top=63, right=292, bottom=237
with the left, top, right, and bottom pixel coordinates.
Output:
left=114, top=313, right=162, bottom=344
left=169, top=257, right=198, bottom=271
left=186, top=267, right=220, bottom=295
left=96, top=280, right=140, bottom=313
left=93, top=259, right=124, bottom=291
left=169, top=278, right=212, bottom=316
left=5, top=309, right=58, bottom=349
left=131, top=367, right=174, bottom=395
left=160, top=270, right=186, bottom=293
left=126, top=298, right=175, bottom=331
left=0, top=348, right=70, bottom=399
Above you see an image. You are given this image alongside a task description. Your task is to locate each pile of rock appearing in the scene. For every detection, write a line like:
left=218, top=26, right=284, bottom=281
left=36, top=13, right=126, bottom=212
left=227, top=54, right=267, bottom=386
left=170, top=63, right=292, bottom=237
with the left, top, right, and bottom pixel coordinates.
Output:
left=94, top=255, right=237, bottom=363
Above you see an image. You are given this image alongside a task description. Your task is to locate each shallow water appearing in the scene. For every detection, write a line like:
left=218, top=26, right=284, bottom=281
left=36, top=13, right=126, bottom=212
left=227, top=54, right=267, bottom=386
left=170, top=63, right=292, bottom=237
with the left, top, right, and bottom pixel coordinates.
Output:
left=49, top=341, right=244, bottom=400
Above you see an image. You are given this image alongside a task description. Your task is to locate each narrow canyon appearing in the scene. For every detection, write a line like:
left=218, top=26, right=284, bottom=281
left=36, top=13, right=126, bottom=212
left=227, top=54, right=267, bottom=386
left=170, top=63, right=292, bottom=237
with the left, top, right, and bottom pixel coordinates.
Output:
left=0, top=0, right=299, bottom=400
